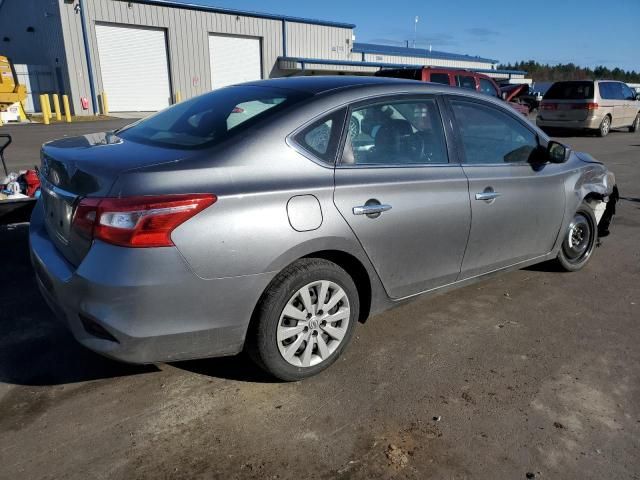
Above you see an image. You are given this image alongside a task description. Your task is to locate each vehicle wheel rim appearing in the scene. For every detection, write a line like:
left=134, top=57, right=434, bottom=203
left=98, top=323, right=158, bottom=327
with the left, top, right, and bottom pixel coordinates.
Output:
left=602, top=118, right=610, bottom=135
left=634, top=116, right=639, bottom=130
left=562, top=213, right=593, bottom=263
left=277, top=280, right=350, bottom=368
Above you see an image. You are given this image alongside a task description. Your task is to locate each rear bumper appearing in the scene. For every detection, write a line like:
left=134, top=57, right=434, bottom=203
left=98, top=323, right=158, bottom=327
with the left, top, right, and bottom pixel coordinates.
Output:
left=29, top=201, right=276, bottom=364
left=536, top=114, right=602, bottom=130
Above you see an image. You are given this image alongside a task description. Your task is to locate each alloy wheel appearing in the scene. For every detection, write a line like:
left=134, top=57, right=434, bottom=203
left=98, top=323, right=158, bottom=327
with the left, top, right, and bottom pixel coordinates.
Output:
left=277, top=280, right=350, bottom=368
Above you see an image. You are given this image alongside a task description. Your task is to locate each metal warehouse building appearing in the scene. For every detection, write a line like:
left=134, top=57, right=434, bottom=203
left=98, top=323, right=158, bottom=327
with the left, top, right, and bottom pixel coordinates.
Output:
left=0, top=0, right=525, bottom=115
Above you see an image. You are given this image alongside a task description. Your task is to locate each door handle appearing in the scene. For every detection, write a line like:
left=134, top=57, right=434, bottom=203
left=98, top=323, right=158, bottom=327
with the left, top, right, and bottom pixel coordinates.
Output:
left=352, top=204, right=392, bottom=216
left=475, top=191, right=501, bottom=201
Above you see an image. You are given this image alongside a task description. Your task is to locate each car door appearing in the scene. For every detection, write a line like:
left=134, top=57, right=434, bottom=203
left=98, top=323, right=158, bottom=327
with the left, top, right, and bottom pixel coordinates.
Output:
left=600, top=82, right=626, bottom=127
left=333, top=96, right=471, bottom=299
left=621, top=82, right=639, bottom=125
left=445, top=96, right=566, bottom=279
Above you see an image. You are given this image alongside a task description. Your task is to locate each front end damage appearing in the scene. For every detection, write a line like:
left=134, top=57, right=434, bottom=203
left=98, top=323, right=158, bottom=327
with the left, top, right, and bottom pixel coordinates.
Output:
left=574, top=152, right=618, bottom=237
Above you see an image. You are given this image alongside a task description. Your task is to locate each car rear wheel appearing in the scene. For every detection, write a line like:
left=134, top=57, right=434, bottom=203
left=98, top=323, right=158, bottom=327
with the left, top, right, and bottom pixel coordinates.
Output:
left=598, top=116, right=611, bottom=137
left=629, top=113, right=640, bottom=133
left=247, top=258, right=359, bottom=381
left=556, top=205, right=597, bottom=272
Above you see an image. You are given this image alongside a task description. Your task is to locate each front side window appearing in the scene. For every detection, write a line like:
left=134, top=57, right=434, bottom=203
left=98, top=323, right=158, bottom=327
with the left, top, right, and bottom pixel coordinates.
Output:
left=341, top=99, right=448, bottom=166
left=450, top=99, right=538, bottom=164
left=456, top=75, right=476, bottom=90
left=430, top=73, right=450, bottom=85
left=479, top=78, right=499, bottom=97
left=118, top=86, right=309, bottom=149
left=621, top=83, right=636, bottom=100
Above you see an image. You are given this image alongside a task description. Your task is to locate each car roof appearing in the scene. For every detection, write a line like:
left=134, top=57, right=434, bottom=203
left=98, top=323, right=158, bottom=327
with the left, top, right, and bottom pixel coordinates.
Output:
left=242, top=75, right=424, bottom=94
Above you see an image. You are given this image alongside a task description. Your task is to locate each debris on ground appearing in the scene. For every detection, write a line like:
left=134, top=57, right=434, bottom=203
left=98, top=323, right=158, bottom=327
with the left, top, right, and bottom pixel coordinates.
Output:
left=553, top=421, right=565, bottom=429
left=385, top=444, right=409, bottom=468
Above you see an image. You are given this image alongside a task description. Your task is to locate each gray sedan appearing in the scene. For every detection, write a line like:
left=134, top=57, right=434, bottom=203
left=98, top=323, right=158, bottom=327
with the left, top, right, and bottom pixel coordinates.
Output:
left=30, top=77, right=617, bottom=380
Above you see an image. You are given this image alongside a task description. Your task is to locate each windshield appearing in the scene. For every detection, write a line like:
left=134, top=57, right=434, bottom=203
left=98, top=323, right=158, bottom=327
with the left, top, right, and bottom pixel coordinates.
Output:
left=544, top=81, right=594, bottom=100
left=118, top=86, right=310, bottom=149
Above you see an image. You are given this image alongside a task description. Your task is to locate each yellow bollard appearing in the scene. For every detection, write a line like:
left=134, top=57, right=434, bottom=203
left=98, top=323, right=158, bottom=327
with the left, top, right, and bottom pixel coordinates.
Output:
left=102, top=91, right=109, bottom=115
left=40, top=95, right=50, bottom=125
left=52, top=94, right=62, bottom=121
left=175, top=91, right=182, bottom=103
left=43, top=94, right=52, bottom=122
left=62, top=95, right=72, bottom=123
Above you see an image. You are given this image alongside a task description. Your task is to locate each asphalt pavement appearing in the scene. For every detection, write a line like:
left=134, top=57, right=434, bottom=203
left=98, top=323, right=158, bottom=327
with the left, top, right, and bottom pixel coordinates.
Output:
left=0, top=120, right=638, bottom=479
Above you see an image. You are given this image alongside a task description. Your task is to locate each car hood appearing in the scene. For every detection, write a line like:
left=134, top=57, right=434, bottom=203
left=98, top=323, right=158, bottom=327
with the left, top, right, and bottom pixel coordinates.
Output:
left=500, top=83, right=528, bottom=102
left=574, top=151, right=604, bottom=165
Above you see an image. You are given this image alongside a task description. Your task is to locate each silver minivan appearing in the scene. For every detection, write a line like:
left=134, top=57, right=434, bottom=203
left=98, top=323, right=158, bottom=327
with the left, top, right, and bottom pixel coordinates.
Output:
left=536, top=80, right=640, bottom=136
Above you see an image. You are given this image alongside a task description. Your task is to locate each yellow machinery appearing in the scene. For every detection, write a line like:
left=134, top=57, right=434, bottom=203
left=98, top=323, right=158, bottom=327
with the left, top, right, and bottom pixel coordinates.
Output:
left=0, top=55, right=27, bottom=122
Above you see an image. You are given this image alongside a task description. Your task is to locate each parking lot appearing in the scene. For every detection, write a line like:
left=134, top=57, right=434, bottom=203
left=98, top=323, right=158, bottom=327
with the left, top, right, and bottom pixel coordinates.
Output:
left=0, top=120, right=639, bottom=479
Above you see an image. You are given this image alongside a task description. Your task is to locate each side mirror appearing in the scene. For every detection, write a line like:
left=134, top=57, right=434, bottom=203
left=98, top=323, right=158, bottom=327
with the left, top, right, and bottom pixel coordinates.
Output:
left=547, top=141, right=569, bottom=163
left=636, top=93, right=640, bottom=101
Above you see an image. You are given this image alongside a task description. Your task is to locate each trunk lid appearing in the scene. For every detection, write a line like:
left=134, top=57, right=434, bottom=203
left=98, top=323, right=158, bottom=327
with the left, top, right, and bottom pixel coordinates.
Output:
left=539, top=81, right=595, bottom=121
left=40, top=131, right=193, bottom=266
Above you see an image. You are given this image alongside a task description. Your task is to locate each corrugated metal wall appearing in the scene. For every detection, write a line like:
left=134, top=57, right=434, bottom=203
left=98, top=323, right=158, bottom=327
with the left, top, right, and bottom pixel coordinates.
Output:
left=59, top=0, right=287, bottom=114
left=0, top=0, right=68, bottom=111
left=285, top=22, right=353, bottom=61
left=363, top=53, right=495, bottom=71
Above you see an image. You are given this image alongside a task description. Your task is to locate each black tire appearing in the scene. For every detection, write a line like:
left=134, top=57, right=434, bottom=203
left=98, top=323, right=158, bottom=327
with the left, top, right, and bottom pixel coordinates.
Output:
left=556, top=204, right=598, bottom=272
left=598, top=115, right=611, bottom=137
left=629, top=113, right=640, bottom=133
left=247, top=258, right=359, bottom=381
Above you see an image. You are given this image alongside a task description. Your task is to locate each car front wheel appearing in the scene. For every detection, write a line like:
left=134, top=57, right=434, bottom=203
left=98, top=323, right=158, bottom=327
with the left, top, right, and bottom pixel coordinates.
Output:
left=248, top=258, right=359, bottom=381
left=629, top=113, right=640, bottom=133
left=556, top=205, right=597, bottom=272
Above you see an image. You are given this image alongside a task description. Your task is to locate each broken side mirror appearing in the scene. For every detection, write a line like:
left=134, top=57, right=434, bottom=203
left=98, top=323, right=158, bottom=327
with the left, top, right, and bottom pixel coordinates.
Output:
left=547, top=140, right=569, bottom=163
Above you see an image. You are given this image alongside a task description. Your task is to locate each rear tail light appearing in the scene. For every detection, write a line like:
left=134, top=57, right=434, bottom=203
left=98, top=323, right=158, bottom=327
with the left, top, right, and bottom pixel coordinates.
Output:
left=71, top=194, right=216, bottom=247
left=541, top=102, right=599, bottom=111
left=574, top=102, right=599, bottom=110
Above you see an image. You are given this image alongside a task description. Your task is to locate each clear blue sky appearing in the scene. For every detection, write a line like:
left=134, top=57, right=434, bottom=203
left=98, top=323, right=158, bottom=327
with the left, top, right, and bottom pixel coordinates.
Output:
left=177, top=0, right=640, bottom=71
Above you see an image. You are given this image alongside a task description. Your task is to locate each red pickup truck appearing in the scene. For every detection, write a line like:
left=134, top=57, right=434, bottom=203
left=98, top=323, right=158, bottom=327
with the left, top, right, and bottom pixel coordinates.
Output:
left=375, top=67, right=529, bottom=116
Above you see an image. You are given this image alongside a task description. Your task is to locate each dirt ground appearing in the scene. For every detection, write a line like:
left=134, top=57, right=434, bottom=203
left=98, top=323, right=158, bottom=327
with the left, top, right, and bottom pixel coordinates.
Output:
left=0, top=120, right=638, bottom=479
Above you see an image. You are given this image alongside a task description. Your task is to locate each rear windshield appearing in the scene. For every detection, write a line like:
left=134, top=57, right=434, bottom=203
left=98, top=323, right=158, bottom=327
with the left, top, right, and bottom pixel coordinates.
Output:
left=118, top=86, right=310, bottom=149
left=376, top=69, right=422, bottom=80
left=544, top=81, right=594, bottom=100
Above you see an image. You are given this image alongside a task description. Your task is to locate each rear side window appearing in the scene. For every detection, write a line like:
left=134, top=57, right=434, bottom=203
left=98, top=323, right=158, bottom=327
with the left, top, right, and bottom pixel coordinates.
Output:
left=479, top=78, right=499, bottom=97
left=545, top=81, right=594, bottom=100
left=119, top=86, right=310, bottom=149
left=456, top=75, right=476, bottom=90
left=429, top=73, right=450, bottom=85
left=450, top=99, right=538, bottom=164
left=599, top=82, right=624, bottom=100
left=293, top=109, right=346, bottom=164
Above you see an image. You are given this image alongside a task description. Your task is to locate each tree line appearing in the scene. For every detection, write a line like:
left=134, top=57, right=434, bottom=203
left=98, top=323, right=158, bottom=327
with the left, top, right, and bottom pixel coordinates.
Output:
left=498, top=60, right=640, bottom=83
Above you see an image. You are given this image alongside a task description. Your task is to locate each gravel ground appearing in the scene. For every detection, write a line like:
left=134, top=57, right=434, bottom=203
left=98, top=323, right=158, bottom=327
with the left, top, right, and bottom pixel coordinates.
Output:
left=0, top=120, right=638, bottom=479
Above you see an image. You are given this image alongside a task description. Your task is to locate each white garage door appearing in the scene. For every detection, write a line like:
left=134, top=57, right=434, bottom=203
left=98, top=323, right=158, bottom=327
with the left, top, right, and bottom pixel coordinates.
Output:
left=209, top=35, right=261, bottom=90
left=95, top=24, right=171, bottom=112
